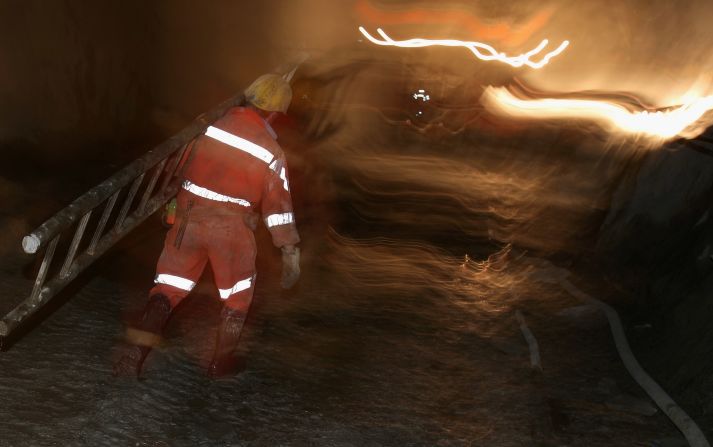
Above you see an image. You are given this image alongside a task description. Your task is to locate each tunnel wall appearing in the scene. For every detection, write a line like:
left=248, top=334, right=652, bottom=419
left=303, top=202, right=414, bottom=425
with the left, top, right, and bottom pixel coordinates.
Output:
left=597, top=141, right=713, bottom=418
left=0, top=1, right=158, bottom=156
left=148, top=1, right=281, bottom=135
left=0, top=1, right=292, bottom=158
left=0, top=1, right=164, bottom=261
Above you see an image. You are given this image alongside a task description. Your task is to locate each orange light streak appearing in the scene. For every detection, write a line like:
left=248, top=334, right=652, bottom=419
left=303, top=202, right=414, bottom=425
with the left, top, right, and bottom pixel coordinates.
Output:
left=359, top=27, right=569, bottom=69
left=482, top=86, right=713, bottom=140
left=354, top=0, right=554, bottom=47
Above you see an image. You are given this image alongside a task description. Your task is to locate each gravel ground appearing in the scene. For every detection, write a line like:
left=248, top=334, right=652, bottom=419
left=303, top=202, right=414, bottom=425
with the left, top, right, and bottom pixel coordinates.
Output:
left=0, top=218, right=684, bottom=446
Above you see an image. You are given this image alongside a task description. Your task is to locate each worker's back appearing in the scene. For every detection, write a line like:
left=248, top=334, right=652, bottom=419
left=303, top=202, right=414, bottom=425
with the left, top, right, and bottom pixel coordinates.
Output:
left=183, top=106, right=284, bottom=208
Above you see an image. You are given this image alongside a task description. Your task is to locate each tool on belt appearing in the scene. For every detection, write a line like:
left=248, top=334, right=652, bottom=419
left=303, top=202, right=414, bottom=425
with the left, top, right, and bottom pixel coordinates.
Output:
left=174, top=200, right=194, bottom=249
left=163, top=198, right=177, bottom=227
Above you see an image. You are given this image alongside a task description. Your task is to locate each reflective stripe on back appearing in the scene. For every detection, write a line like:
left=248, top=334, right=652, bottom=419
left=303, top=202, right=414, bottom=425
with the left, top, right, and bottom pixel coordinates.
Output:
left=182, top=181, right=251, bottom=207
left=205, top=126, right=274, bottom=164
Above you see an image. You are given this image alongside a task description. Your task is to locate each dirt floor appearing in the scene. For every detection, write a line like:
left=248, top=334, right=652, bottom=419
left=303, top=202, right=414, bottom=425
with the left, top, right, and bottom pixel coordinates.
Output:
left=0, top=217, right=688, bottom=447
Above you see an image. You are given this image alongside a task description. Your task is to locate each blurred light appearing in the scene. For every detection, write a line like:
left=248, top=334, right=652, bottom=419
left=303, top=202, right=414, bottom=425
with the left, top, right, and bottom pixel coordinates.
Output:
left=413, top=89, right=431, bottom=101
left=354, top=0, right=555, bottom=46
left=358, top=27, right=569, bottom=69
left=482, top=86, right=713, bottom=140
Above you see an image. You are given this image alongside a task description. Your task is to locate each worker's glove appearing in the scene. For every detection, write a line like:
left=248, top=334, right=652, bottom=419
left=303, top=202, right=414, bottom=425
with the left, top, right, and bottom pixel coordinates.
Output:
left=280, top=245, right=300, bottom=289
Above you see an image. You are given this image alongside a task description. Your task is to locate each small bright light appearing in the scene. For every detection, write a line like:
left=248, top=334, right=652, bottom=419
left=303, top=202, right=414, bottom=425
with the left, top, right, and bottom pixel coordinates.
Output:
left=413, top=89, right=431, bottom=102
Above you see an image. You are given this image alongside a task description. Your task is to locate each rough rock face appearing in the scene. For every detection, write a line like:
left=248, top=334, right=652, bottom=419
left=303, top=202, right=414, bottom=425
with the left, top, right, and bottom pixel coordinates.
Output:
left=597, top=135, right=713, bottom=426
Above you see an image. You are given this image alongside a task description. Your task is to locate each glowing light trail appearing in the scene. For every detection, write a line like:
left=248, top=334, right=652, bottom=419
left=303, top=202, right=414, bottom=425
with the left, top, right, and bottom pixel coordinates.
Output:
left=354, top=0, right=555, bottom=46
left=359, top=27, right=569, bottom=69
left=481, top=87, right=713, bottom=140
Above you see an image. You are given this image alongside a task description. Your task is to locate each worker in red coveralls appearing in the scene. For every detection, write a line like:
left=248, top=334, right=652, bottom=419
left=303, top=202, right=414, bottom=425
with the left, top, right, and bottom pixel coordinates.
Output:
left=114, top=74, right=301, bottom=378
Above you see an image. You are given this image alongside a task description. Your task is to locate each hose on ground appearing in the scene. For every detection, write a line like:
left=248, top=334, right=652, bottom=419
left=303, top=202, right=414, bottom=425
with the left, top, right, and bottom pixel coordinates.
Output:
left=556, top=277, right=710, bottom=447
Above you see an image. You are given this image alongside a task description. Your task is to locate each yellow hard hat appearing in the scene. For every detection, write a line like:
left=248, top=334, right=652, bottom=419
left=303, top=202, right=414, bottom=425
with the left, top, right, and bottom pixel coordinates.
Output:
left=244, top=73, right=292, bottom=113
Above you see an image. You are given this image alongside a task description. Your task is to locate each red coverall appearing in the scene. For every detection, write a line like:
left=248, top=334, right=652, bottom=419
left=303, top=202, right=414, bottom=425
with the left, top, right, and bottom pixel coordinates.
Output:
left=150, top=106, right=300, bottom=313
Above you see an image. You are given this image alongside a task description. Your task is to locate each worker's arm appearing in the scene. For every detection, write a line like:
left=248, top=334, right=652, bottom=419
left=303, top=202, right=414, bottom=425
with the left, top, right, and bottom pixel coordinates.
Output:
left=262, top=154, right=301, bottom=288
left=262, top=155, right=300, bottom=247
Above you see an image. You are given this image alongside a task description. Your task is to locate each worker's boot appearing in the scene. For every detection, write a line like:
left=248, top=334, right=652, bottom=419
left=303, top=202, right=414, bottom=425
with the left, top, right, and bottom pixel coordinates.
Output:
left=113, top=293, right=172, bottom=378
left=207, top=307, right=247, bottom=378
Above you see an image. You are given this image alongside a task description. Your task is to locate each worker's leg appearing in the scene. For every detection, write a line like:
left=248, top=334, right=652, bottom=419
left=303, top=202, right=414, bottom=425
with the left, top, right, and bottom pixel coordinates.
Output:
left=208, top=292, right=253, bottom=377
left=113, top=293, right=172, bottom=378
left=114, top=211, right=208, bottom=377
left=205, top=217, right=257, bottom=377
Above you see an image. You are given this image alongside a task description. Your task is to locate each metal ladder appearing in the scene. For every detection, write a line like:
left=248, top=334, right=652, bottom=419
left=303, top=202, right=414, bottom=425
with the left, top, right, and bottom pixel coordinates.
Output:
left=0, top=58, right=306, bottom=347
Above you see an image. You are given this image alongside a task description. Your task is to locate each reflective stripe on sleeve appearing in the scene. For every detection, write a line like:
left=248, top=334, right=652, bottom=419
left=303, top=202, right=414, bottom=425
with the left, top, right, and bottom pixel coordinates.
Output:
left=205, top=126, right=274, bottom=164
left=155, top=274, right=196, bottom=291
left=268, top=160, right=289, bottom=191
left=265, top=212, right=295, bottom=228
left=218, top=276, right=254, bottom=299
left=182, top=181, right=251, bottom=207
left=279, top=167, right=290, bottom=191
left=268, top=159, right=280, bottom=173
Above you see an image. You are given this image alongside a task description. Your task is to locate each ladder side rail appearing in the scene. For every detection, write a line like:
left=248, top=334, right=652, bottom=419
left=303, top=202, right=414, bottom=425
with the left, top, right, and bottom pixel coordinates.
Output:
left=1, top=183, right=179, bottom=338
left=22, top=93, right=245, bottom=255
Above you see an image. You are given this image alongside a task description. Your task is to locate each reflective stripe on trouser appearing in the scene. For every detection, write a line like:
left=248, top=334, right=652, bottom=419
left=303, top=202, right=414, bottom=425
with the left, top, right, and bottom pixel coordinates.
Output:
left=154, top=274, right=196, bottom=291
left=218, top=275, right=255, bottom=299
left=150, top=192, right=257, bottom=311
